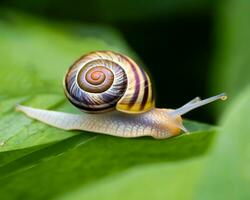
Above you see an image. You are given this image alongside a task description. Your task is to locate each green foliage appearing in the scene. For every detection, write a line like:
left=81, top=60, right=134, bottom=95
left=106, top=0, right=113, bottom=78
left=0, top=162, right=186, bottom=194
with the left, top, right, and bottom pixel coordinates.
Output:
left=0, top=123, right=216, bottom=199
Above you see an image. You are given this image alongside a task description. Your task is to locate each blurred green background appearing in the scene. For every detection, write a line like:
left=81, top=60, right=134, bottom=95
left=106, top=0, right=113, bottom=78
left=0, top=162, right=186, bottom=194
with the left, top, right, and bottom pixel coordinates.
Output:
left=0, top=0, right=250, bottom=199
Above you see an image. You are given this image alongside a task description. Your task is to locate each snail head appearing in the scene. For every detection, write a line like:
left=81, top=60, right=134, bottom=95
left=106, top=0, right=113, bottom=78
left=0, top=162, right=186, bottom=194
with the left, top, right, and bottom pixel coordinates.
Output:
left=164, top=93, right=227, bottom=135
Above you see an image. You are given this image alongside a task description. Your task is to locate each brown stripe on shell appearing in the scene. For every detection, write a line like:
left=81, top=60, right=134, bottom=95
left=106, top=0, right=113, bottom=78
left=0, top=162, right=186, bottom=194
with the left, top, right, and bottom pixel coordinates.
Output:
left=140, top=68, right=149, bottom=110
left=118, top=54, right=140, bottom=108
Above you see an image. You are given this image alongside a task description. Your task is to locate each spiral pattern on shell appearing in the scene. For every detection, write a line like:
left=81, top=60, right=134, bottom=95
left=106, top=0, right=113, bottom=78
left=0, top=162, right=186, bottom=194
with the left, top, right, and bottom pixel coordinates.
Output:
left=64, top=51, right=155, bottom=113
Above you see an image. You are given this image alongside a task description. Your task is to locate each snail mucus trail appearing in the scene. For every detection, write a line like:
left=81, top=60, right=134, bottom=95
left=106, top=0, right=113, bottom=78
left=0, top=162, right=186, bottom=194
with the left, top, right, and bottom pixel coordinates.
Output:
left=16, top=51, right=227, bottom=139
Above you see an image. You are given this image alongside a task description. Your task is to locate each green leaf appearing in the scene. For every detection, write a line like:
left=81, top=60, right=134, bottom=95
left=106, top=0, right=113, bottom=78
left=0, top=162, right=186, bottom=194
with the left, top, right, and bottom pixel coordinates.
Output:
left=55, top=159, right=206, bottom=200
left=0, top=123, right=216, bottom=200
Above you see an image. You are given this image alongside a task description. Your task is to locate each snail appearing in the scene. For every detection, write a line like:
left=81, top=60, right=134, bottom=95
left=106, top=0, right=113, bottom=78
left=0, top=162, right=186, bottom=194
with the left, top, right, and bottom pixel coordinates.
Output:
left=16, top=51, right=227, bottom=139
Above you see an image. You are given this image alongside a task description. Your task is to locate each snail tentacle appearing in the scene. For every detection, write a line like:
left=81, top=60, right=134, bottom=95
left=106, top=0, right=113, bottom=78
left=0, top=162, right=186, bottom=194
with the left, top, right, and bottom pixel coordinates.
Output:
left=182, top=97, right=201, bottom=107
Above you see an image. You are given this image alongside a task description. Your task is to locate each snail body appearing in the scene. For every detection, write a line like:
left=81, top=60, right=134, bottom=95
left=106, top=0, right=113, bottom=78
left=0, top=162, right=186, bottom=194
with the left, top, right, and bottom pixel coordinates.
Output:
left=16, top=51, right=227, bottom=139
left=16, top=106, right=182, bottom=139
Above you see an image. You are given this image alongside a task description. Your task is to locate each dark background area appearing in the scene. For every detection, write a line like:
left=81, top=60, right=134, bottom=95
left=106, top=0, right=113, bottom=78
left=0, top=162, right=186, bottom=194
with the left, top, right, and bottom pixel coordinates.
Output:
left=0, top=0, right=216, bottom=123
left=117, top=15, right=213, bottom=122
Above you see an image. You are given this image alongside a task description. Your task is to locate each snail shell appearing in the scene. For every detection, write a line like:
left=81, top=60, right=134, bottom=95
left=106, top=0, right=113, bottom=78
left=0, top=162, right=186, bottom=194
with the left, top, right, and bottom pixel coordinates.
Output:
left=64, top=51, right=155, bottom=114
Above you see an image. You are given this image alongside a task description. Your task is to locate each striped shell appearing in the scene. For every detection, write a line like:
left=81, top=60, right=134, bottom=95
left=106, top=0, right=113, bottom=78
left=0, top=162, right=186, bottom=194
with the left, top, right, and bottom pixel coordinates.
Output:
left=64, top=51, right=155, bottom=114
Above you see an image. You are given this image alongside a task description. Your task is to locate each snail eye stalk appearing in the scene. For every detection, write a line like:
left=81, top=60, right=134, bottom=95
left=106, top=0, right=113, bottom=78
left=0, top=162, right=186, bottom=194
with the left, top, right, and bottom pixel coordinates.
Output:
left=169, top=93, right=227, bottom=117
